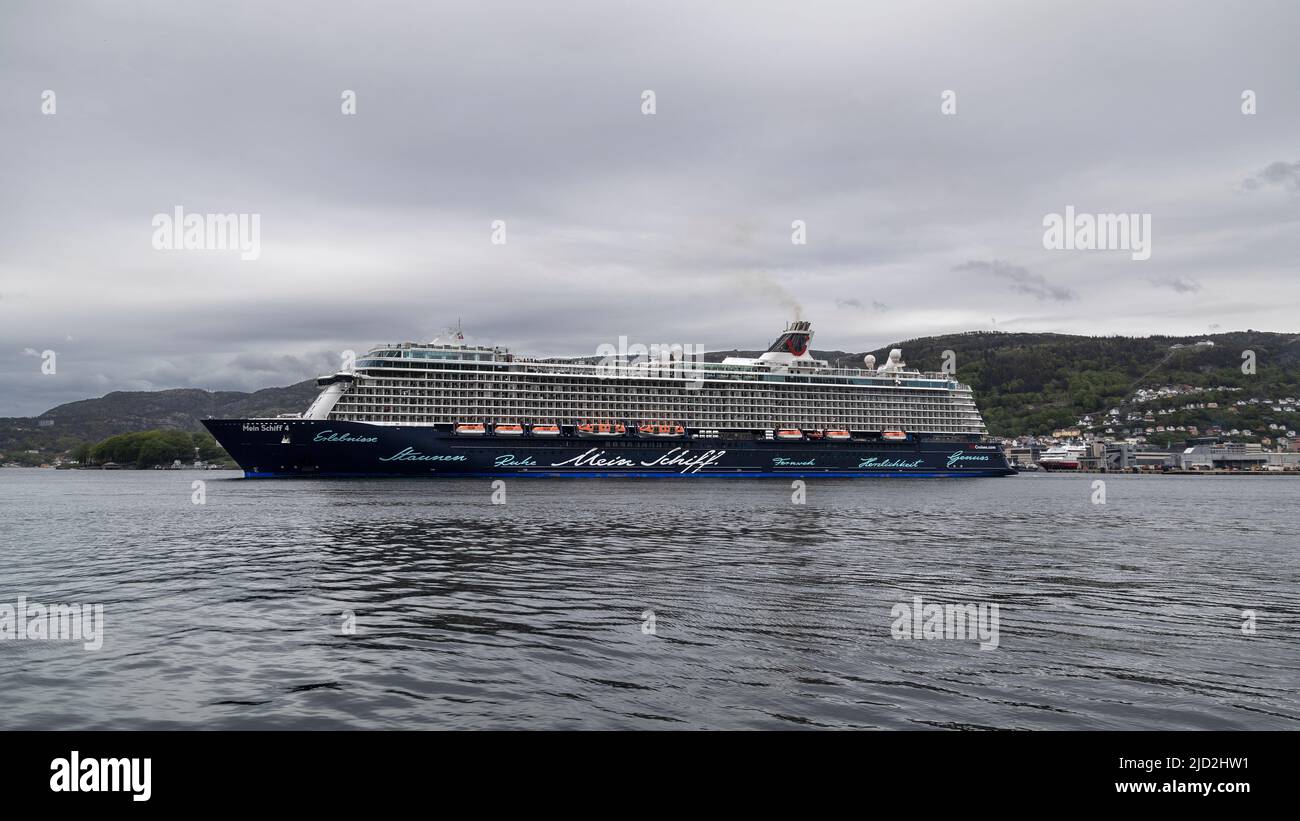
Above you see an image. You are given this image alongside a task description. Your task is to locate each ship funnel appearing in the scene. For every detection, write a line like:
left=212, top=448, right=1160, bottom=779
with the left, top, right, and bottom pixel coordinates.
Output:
left=762, top=320, right=814, bottom=360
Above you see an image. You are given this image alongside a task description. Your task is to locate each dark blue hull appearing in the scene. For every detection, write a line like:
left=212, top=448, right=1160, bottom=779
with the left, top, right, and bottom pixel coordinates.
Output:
left=203, top=419, right=1016, bottom=478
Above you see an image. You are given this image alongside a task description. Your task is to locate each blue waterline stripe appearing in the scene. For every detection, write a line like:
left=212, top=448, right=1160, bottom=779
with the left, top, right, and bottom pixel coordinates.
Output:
left=243, top=470, right=1010, bottom=479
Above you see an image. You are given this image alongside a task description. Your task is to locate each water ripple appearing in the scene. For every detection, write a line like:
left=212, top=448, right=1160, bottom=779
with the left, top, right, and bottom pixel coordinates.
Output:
left=0, top=470, right=1296, bottom=729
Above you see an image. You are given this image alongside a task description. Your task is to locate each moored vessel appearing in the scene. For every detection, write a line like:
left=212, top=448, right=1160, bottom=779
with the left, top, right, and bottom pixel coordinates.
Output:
left=1038, top=443, right=1085, bottom=471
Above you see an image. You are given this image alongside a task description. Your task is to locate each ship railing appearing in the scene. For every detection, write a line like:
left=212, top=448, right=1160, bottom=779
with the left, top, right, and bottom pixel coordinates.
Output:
left=501, top=361, right=959, bottom=382
left=352, top=353, right=961, bottom=385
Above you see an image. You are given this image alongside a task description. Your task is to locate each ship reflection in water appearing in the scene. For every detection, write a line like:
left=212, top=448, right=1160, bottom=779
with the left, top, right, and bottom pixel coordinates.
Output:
left=0, top=471, right=1297, bottom=729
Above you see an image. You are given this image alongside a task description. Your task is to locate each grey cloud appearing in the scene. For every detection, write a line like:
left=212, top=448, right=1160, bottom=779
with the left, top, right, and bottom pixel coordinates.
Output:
left=732, top=273, right=803, bottom=320
left=953, top=260, right=1077, bottom=302
left=835, top=298, right=892, bottom=313
left=1241, top=160, right=1300, bottom=192
left=1149, top=276, right=1202, bottom=294
left=1, top=1, right=1298, bottom=416
left=230, top=351, right=338, bottom=376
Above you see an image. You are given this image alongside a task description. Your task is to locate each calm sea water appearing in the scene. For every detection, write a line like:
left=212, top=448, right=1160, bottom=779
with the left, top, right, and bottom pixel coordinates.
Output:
left=1, top=469, right=1296, bottom=730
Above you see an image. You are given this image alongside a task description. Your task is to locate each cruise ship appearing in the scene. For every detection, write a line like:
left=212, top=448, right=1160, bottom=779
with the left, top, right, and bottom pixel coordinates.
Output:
left=203, top=320, right=1015, bottom=478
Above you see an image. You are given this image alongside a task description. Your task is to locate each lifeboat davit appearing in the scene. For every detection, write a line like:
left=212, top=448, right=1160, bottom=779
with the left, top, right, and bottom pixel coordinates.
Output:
left=882, top=430, right=908, bottom=441
left=577, top=422, right=627, bottom=437
left=776, top=428, right=803, bottom=440
left=455, top=423, right=486, bottom=435
left=826, top=429, right=851, bottom=441
left=494, top=424, right=524, bottom=436
left=531, top=424, right=561, bottom=436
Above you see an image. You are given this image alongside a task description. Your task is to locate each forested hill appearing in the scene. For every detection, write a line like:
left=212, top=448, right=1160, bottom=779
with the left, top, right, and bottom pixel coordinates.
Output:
left=714, top=329, right=1300, bottom=437
left=0, top=381, right=318, bottom=463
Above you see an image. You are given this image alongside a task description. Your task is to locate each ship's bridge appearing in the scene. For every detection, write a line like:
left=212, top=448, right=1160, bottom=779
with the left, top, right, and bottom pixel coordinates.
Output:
left=355, top=340, right=510, bottom=368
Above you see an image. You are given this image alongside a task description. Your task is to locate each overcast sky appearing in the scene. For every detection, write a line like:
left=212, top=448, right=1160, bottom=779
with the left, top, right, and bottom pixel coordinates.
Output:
left=2, top=1, right=1298, bottom=416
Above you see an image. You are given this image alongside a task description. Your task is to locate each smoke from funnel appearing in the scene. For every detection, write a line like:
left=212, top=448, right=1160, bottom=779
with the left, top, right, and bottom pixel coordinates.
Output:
left=734, top=272, right=803, bottom=320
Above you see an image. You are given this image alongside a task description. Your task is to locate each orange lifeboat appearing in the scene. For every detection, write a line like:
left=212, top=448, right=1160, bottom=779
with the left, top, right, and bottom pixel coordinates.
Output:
left=826, top=429, right=851, bottom=441
left=882, top=430, right=908, bottom=441
left=638, top=423, right=685, bottom=437
left=494, top=424, right=524, bottom=436
left=531, top=424, right=561, bottom=437
left=577, top=422, right=627, bottom=437
left=455, top=423, right=486, bottom=435
left=775, top=428, right=803, bottom=440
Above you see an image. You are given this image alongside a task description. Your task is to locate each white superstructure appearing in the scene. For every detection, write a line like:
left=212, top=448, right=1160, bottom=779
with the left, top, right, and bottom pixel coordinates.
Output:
left=1039, top=443, right=1086, bottom=465
left=321, top=320, right=990, bottom=435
